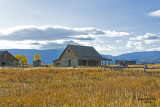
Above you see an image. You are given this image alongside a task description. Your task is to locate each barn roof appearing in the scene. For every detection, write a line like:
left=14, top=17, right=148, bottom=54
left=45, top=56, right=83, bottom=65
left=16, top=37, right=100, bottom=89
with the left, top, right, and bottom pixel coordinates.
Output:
left=0, top=51, right=5, bottom=55
left=60, top=45, right=102, bottom=60
left=0, top=51, right=19, bottom=61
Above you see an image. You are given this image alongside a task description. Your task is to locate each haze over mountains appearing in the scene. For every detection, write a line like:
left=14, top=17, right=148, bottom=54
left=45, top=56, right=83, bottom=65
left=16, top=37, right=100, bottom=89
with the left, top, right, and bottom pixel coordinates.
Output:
left=1, top=49, right=160, bottom=64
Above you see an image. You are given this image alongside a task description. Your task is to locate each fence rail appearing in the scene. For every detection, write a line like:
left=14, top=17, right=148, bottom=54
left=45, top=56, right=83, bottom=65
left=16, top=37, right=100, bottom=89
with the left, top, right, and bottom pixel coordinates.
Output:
left=105, top=65, right=160, bottom=73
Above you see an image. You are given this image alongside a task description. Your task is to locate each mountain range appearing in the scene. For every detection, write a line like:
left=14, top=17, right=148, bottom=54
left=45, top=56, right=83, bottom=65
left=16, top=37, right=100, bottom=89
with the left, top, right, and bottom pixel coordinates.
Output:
left=1, top=49, right=160, bottom=64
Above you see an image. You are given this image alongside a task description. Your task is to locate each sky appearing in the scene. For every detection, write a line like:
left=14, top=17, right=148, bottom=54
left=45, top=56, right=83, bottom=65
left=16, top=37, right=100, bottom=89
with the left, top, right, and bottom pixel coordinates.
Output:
left=0, top=0, right=160, bottom=56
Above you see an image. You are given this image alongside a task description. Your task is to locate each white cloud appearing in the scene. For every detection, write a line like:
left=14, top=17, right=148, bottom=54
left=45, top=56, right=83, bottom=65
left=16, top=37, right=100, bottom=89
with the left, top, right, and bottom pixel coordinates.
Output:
left=144, top=40, right=159, bottom=44
left=146, top=47, right=160, bottom=51
left=0, top=25, right=130, bottom=53
left=104, top=30, right=129, bottom=37
left=0, top=40, right=41, bottom=49
left=148, top=10, right=160, bottom=17
left=130, top=33, right=158, bottom=40
left=126, top=41, right=143, bottom=50
left=0, top=26, right=130, bottom=41
left=130, top=33, right=160, bottom=44
left=116, top=40, right=122, bottom=43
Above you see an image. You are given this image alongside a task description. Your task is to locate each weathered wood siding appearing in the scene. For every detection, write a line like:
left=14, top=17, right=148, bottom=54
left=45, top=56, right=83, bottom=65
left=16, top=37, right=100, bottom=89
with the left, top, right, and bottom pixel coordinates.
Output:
left=57, top=47, right=78, bottom=67
left=61, top=58, right=78, bottom=67
left=0, top=51, right=18, bottom=67
left=60, top=47, right=77, bottom=58
left=54, top=59, right=61, bottom=67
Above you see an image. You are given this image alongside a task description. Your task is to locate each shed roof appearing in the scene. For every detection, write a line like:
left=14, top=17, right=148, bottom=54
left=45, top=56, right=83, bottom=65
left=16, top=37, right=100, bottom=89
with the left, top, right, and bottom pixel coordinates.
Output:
left=60, top=45, right=102, bottom=60
left=52, top=58, right=60, bottom=62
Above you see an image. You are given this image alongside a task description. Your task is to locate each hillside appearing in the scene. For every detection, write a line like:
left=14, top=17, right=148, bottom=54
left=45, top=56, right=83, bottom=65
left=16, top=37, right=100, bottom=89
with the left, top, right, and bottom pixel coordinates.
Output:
left=1, top=49, right=160, bottom=64
left=115, top=51, right=160, bottom=60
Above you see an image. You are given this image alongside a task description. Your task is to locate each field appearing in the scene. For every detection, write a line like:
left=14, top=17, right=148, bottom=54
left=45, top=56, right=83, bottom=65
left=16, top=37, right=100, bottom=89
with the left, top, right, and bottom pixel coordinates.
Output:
left=0, top=65, right=160, bottom=106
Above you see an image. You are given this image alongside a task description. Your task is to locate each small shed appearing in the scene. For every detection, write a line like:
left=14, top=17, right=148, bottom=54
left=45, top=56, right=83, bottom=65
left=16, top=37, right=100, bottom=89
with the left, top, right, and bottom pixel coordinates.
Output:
left=32, top=60, right=42, bottom=67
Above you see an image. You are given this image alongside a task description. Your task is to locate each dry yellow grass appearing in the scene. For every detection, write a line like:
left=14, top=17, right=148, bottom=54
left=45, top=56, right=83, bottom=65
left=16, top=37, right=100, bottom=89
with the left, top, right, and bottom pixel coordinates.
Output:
left=0, top=65, right=160, bottom=107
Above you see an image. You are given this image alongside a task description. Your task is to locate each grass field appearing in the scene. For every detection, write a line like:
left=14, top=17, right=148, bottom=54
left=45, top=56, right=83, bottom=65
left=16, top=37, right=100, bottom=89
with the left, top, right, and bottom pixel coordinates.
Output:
left=0, top=65, right=160, bottom=106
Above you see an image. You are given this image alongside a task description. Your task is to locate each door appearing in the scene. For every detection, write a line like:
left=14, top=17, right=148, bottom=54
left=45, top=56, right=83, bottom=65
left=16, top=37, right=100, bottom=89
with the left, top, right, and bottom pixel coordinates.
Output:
left=2, top=62, right=5, bottom=67
left=83, top=60, right=86, bottom=66
left=68, top=59, right=71, bottom=67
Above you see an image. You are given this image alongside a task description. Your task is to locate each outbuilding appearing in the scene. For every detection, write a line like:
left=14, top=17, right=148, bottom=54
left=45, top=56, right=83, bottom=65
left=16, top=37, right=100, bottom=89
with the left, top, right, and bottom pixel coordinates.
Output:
left=115, top=60, right=136, bottom=66
left=32, top=60, right=42, bottom=67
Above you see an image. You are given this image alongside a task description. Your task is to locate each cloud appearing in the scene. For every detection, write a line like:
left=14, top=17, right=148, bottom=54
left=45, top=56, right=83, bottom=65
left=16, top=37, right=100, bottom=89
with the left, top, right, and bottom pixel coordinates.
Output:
left=144, top=40, right=159, bottom=44
left=0, top=26, right=130, bottom=41
left=130, top=33, right=160, bottom=44
left=116, top=40, right=122, bottom=43
left=126, top=41, right=143, bottom=50
left=34, top=40, right=80, bottom=49
left=104, top=30, right=129, bottom=37
left=146, top=47, right=160, bottom=51
left=130, top=33, right=158, bottom=40
left=0, top=26, right=131, bottom=55
left=148, top=10, right=160, bottom=17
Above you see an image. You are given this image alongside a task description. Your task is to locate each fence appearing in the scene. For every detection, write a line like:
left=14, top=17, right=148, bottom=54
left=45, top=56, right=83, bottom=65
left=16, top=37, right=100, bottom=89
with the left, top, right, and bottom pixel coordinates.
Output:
left=105, top=65, right=160, bottom=73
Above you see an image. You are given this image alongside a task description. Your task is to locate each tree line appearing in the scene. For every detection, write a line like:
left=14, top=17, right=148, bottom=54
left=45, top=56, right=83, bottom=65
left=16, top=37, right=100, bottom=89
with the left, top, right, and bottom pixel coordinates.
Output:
left=14, top=54, right=41, bottom=65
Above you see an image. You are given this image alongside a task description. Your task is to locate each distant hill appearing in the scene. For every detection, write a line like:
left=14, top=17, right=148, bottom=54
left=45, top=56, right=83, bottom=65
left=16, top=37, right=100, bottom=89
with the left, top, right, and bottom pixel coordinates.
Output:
left=137, top=58, right=160, bottom=64
left=114, top=51, right=160, bottom=64
left=115, top=51, right=160, bottom=60
left=0, top=49, right=64, bottom=64
left=0, top=49, right=160, bottom=64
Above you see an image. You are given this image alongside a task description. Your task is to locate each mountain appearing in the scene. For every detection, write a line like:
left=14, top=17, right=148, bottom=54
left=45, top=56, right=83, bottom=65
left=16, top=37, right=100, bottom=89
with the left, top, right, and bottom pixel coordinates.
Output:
left=115, top=51, right=160, bottom=60
left=0, top=49, right=160, bottom=64
left=0, top=49, right=64, bottom=64
left=102, top=51, right=160, bottom=64
left=137, top=58, right=160, bottom=64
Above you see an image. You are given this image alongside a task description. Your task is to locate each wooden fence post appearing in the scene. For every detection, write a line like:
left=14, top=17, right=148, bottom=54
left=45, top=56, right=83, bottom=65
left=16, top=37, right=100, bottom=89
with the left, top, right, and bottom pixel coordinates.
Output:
left=144, top=65, right=147, bottom=73
left=104, top=64, right=106, bottom=71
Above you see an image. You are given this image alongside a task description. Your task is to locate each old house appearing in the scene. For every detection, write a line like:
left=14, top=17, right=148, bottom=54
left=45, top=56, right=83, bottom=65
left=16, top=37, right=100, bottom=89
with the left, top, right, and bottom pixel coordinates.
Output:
left=0, top=51, right=19, bottom=67
left=53, top=45, right=111, bottom=67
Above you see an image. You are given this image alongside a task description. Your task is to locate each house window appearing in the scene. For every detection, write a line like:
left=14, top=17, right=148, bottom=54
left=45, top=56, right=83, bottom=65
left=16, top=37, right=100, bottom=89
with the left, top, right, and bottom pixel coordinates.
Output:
left=56, top=63, right=60, bottom=66
left=68, top=49, right=70, bottom=53
left=2, top=62, right=5, bottom=66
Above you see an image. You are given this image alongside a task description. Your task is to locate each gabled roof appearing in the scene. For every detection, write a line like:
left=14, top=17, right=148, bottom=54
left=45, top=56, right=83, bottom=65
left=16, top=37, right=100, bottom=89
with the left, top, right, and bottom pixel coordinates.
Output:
left=0, top=51, right=5, bottom=55
left=0, top=51, right=19, bottom=61
left=60, top=45, right=102, bottom=60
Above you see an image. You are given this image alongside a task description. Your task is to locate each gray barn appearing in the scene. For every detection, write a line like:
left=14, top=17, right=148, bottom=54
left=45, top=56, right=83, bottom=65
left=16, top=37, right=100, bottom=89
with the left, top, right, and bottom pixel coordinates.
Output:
left=115, top=60, right=136, bottom=66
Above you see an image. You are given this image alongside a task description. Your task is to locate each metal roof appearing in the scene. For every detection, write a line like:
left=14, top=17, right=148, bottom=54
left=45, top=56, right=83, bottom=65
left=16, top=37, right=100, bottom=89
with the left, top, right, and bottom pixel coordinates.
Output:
left=0, top=51, right=5, bottom=55
left=67, top=45, right=102, bottom=60
left=102, top=58, right=112, bottom=61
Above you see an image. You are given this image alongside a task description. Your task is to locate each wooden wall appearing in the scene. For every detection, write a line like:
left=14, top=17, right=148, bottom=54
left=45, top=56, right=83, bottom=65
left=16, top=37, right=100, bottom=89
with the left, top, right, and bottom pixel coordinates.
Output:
left=60, top=47, right=77, bottom=58
left=0, top=51, right=18, bottom=67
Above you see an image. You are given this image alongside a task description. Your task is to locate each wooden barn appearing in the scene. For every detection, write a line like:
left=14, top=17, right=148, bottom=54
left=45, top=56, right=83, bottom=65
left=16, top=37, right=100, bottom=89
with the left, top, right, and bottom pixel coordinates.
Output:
left=53, top=45, right=111, bottom=67
left=0, top=51, right=19, bottom=67
left=115, top=60, right=136, bottom=66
